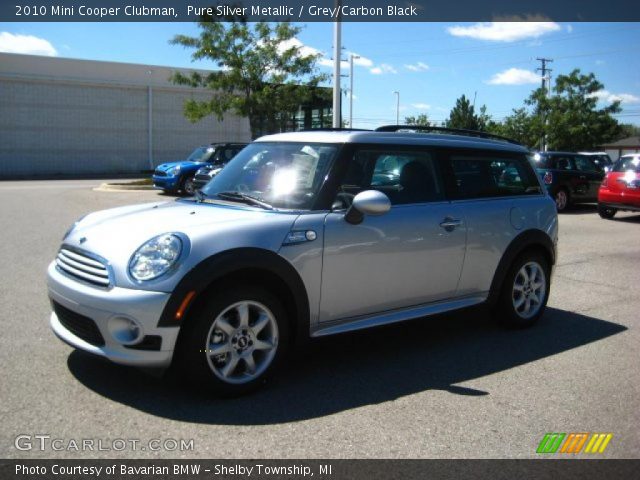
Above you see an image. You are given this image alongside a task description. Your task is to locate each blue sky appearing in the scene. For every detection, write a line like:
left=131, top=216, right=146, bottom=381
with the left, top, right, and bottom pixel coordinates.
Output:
left=2, top=21, right=639, bottom=128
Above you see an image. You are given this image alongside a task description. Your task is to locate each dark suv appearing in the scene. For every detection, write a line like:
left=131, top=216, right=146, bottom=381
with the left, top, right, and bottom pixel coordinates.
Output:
left=533, top=151, right=605, bottom=211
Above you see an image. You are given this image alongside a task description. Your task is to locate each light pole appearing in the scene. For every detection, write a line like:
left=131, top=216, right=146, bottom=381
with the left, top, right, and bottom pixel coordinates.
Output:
left=349, top=54, right=360, bottom=128
left=393, top=91, right=400, bottom=125
left=332, top=3, right=342, bottom=128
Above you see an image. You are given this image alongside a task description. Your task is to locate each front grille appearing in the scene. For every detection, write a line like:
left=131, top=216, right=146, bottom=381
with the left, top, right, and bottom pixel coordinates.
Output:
left=154, top=169, right=167, bottom=177
left=56, top=248, right=111, bottom=287
left=53, top=301, right=105, bottom=347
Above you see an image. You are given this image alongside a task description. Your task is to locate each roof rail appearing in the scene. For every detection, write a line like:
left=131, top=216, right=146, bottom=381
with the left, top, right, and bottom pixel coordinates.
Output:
left=375, top=125, right=522, bottom=146
left=300, top=127, right=372, bottom=132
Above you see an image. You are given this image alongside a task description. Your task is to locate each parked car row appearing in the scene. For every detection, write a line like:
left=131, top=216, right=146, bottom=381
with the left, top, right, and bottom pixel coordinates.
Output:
left=152, top=143, right=247, bottom=195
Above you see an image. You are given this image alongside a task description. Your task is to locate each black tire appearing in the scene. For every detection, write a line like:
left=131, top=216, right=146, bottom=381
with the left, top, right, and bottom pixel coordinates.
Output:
left=598, top=203, right=617, bottom=219
left=180, top=175, right=196, bottom=196
left=174, top=285, right=289, bottom=396
left=554, top=188, right=570, bottom=212
left=494, top=251, right=550, bottom=328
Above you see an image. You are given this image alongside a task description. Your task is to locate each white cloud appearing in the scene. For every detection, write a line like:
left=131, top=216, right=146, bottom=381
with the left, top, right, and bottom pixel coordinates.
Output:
left=595, top=60, right=605, bottom=66
left=317, top=50, right=373, bottom=70
left=447, top=21, right=561, bottom=42
left=588, top=90, right=640, bottom=104
left=0, top=31, right=57, bottom=56
left=487, top=68, right=541, bottom=85
left=411, top=103, right=431, bottom=110
left=566, top=25, right=573, bottom=33
left=405, top=61, right=429, bottom=72
left=277, top=37, right=322, bottom=59
left=370, top=64, right=397, bottom=75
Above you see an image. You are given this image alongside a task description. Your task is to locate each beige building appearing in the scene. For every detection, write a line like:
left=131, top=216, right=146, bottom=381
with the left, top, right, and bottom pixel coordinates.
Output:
left=599, top=136, right=640, bottom=161
left=0, top=52, right=251, bottom=177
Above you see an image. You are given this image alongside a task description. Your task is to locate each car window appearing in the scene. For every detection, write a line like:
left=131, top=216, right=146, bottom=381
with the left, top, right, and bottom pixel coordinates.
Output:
left=449, top=154, right=541, bottom=199
left=551, top=155, right=575, bottom=171
left=613, top=156, right=640, bottom=173
left=202, top=143, right=337, bottom=210
left=574, top=156, right=597, bottom=172
left=336, top=149, right=443, bottom=207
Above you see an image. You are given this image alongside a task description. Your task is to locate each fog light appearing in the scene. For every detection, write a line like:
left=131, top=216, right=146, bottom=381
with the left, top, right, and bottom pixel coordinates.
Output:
left=107, top=317, right=143, bottom=345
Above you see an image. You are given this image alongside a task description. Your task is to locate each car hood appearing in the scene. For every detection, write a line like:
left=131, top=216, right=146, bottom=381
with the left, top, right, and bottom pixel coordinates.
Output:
left=155, top=161, right=201, bottom=171
left=66, top=199, right=295, bottom=259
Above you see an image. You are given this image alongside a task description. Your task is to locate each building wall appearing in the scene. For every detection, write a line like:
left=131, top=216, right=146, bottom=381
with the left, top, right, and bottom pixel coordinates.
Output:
left=0, top=53, right=251, bottom=177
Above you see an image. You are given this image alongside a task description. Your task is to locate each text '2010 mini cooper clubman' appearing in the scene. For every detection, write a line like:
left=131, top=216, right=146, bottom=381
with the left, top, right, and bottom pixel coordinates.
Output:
left=48, top=127, right=558, bottom=395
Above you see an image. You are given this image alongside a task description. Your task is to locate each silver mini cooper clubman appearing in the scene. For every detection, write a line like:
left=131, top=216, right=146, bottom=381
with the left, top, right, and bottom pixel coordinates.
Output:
left=48, top=126, right=558, bottom=395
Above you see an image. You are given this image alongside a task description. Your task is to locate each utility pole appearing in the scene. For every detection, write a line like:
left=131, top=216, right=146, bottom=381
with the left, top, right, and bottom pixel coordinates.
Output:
left=349, top=54, right=359, bottom=128
left=536, top=57, right=553, bottom=151
left=332, top=2, right=342, bottom=128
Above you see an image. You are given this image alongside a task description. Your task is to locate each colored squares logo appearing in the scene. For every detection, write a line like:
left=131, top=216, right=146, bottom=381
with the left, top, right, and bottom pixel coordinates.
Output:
left=537, top=433, right=613, bottom=454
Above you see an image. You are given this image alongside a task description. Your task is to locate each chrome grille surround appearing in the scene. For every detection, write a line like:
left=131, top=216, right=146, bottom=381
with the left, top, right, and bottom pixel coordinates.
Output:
left=55, top=247, right=112, bottom=288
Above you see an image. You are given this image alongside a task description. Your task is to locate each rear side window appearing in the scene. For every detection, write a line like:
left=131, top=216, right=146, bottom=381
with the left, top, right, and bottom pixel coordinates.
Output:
left=574, top=156, right=598, bottom=172
left=337, top=148, right=444, bottom=206
left=448, top=154, right=542, bottom=199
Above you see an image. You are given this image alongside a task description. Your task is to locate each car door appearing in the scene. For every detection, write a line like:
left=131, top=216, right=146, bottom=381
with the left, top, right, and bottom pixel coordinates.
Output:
left=319, top=146, right=467, bottom=323
left=574, top=154, right=604, bottom=201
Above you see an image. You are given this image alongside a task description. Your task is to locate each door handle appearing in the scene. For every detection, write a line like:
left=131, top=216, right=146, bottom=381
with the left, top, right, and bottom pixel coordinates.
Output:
left=579, top=175, right=586, bottom=179
left=440, top=218, right=462, bottom=231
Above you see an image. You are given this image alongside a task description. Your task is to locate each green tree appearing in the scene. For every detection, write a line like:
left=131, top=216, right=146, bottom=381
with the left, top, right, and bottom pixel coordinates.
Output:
left=171, top=20, right=327, bottom=138
left=404, top=114, right=430, bottom=126
left=445, top=95, right=489, bottom=131
left=526, top=69, right=621, bottom=151
left=487, top=108, right=538, bottom=147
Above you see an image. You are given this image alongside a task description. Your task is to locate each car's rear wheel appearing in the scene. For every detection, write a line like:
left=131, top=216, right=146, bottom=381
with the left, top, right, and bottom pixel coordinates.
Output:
left=175, top=285, right=289, bottom=396
left=495, top=251, right=550, bottom=328
left=554, top=188, right=570, bottom=212
left=598, top=204, right=617, bottom=219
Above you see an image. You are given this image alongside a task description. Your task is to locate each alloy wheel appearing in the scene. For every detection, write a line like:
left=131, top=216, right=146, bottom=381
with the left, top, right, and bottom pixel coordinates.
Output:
left=512, top=261, right=547, bottom=320
left=205, top=301, right=279, bottom=385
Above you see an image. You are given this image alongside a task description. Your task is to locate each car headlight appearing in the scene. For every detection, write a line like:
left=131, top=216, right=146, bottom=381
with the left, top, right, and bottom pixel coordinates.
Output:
left=167, top=165, right=181, bottom=176
left=129, top=233, right=183, bottom=281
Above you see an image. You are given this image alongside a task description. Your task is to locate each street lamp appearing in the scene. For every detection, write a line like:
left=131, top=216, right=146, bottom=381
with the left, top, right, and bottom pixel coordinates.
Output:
left=393, top=91, right=400, bottom=125
left=349, top=54, right=360, bottom=128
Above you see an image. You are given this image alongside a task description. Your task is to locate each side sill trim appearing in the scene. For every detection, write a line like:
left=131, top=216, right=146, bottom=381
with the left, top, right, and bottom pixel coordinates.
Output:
left=311, top=294, right=487, bottom=337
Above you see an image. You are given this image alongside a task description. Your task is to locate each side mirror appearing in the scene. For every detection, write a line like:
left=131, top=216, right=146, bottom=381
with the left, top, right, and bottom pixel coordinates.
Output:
left=345, top=190, right=391, bottom=225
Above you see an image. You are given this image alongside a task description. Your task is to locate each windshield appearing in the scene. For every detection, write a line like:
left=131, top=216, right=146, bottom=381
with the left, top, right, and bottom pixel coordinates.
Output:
left=186, top=146, right=216, bottom=163
left=613, top=157, right=640, bottom=173
left=201, top=142, right=338, bottom=210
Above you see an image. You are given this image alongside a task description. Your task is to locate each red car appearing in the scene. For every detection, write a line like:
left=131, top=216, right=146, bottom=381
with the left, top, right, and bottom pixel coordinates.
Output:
left=598, top=154, right=640, bottom=219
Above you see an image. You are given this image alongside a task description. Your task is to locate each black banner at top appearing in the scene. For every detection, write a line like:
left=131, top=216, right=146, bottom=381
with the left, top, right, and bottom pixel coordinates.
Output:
left=4, top=0, right=640, bottom=22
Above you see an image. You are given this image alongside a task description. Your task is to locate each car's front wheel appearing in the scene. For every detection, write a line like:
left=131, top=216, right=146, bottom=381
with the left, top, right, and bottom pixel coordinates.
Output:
left=176, top=286, right=289, bottom=396
left=598, top=204, right=617, bottom=219
left=181, top=175, right=196, bottom=196
left=495, top=251, right=550, bottom=328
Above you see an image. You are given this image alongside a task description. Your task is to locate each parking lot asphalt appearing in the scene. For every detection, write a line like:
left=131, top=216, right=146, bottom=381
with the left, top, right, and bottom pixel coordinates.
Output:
left=1, top=179, right=638, bottom=459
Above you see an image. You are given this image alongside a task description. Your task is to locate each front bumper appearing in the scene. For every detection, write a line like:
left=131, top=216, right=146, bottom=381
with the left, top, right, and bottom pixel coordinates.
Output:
left=152, top=175, right=179, bottom=191
left=47, top=262, right=179, bottom=368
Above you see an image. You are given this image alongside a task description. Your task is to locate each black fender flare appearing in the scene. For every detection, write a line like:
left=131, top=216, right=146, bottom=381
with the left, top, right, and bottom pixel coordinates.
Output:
left=157, top=248, right=310, bottom=342
left=486, top=229, right=556, bottom=306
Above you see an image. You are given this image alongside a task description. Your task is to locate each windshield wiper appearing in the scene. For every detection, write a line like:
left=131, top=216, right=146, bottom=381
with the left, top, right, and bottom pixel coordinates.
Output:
left=216, top=191, right=274, bottom=210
